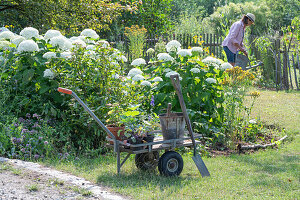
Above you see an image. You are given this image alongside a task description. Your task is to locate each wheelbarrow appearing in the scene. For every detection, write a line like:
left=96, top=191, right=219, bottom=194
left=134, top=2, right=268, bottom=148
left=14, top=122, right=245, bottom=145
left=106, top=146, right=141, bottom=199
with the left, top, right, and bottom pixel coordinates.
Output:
left=57, top=87, right=209, bottom=177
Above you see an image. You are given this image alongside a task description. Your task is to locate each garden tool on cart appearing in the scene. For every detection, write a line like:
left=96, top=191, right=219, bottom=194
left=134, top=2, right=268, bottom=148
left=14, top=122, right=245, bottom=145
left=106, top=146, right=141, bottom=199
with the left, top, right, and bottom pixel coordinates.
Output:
left=170, top=74, right=210, bottom=177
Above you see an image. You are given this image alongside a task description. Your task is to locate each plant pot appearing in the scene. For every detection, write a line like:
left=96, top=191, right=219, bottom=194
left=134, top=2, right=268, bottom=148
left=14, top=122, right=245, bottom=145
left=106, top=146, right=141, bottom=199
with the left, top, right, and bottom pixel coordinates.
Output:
left=128, top=137, right=144, bottom=151
left=106, top=125, right=125, bottom=144
left=159, top=112, right=185, bottom=143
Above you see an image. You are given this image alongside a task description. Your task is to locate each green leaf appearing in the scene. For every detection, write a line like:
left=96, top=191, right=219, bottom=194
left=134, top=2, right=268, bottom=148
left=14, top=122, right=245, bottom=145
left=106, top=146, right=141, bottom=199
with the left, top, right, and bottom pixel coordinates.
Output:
left=22, top=69, right=35, bottom=85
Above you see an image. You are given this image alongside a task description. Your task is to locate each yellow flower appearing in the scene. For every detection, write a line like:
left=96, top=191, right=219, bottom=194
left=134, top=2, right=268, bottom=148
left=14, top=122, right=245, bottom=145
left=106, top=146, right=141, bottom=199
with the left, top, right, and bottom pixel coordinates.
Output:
left=250, top=91, right=260, bottom=97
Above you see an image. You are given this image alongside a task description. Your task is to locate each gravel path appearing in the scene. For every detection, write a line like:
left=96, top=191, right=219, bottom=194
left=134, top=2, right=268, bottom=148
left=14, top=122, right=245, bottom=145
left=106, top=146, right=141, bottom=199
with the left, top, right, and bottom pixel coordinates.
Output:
left=0, top=157, right=128, bottom=200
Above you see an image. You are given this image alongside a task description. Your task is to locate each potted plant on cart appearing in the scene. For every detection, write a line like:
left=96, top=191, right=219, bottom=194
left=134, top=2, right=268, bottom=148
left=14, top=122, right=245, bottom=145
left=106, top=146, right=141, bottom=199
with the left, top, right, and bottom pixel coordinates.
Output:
left=105, top=103, right=126, bottom=141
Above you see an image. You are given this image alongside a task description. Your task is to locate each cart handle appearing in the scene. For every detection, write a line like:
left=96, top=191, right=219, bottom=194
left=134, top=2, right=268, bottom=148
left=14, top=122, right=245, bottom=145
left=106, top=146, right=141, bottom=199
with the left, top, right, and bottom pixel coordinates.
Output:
left=58, top=87, right=73, bottom=95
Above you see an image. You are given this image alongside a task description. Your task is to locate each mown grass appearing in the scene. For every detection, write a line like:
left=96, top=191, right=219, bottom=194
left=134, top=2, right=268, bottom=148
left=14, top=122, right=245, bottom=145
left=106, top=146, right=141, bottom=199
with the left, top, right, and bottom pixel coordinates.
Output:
left=42, top=89, right=300, bottom=199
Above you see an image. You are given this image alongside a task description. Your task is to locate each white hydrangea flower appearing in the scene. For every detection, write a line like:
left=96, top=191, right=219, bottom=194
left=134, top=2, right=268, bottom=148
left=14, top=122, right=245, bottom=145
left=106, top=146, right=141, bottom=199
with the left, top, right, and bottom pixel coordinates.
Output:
left=141, top=81, right=151, bottom=86
left=96, top=40, right=110, bottom=48
left=69, top=36, right=79, bottom=41
left=20, top=27, right=39, bottom=39
left=190, top=68, right=200, bottom=73
left=177, top=49, right=192, bottom=57
left=17, top=40, right=39, bottom=53
left=202, top=56, right=222, bottom=66
left=165, top=71, right=179, bottom=78
left=164, top=68, right=172, bottom=73
left=60, top=51, right=72, bottom=59
left=131, top=58, right=146, bottom=66
left=152, top=77, right=163, bottom=82
left=128, top=68, right=143, bottom=77
left=191, top=47, right=203, bottom=53
left=221, top=62, right=233, bottom=70
left=43, top=69, right=55, bottom=79
left=11, top=35, right=25, bottom=46
left=166, top=40, right=181, bottom=52
left=86, top=45, right=96, bottom=50
left=249, top=119, right=257, bottom=124
left=0, top=40, right=11, bottom=50
left=0, top=31, right=15, bottom=40
left=146, top=48, right=155, bottom=55
left=205, top=78, right=217, bottom=84
left=72, top=39, right=86, bottom=48
left=80, top=29, right=99, bottom=39
left=44, top=30, right=62, bottom=41
left=50, top=36, right=66, bottom=49
left=132, top=74, right=145, bottom=81
left=157, top=53, right=174, bottom=62
left=43, top=52, right=56, bottom=59
left=63, top=40, right=73, bottom=50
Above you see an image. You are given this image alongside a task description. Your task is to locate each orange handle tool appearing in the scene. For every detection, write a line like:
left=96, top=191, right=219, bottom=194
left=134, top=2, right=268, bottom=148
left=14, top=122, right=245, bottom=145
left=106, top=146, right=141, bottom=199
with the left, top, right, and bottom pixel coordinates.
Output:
left=57, top=87, right=73, bottom=95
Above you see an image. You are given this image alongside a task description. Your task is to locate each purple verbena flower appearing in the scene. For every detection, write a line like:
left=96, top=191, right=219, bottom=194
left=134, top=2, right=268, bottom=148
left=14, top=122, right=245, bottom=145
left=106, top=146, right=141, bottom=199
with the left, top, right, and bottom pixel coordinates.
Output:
left=32, top=122, right=40, bottom=128
left=150, top=95, right=155, bottom=107
left=21, top=148, right=25, bottom=153
left=33, top=113, right=39, bottom=118
left=26, top=113, right=31, bottom=118
left=18, top=117, right=25, bottom=123
left=34, top=154, right=40, bottom=159
left=21, top=129, right=28, bottom=134
left=14, top=123, right=19, bottom=127
left=44, top=141, right=49, bottom=145
left=38, top=136, right=43, bottom=140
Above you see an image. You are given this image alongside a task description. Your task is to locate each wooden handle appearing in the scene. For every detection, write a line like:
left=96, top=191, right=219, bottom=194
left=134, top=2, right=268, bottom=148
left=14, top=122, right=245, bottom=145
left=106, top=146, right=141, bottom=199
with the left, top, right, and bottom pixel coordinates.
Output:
left=170, top=74, right=197, bottom=155
left=166, top=103, right=172, bottom=117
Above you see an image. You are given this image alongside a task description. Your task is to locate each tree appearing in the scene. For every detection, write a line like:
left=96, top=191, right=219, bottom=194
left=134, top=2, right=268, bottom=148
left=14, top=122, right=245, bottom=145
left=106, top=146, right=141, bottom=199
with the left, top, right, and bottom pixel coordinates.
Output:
left=0, top=0, right=125, bottom=35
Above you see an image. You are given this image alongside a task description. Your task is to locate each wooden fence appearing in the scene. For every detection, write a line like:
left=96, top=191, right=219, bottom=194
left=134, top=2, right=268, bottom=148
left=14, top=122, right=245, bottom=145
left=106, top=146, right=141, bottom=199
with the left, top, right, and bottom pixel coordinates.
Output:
left=274, top=39, right=300, bottom=90
left=113, top=33, right=299, bottom=91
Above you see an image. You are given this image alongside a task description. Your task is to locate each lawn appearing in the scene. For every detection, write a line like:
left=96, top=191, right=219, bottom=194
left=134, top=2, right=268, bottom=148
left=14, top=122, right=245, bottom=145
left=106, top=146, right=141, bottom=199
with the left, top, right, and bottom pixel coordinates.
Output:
left=42, top=89, right=300, bottom=199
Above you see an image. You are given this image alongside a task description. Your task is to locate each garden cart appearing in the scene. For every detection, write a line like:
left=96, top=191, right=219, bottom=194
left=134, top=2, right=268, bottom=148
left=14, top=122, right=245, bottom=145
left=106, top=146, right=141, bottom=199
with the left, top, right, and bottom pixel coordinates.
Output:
left=57, top=86, right=209, bottom=177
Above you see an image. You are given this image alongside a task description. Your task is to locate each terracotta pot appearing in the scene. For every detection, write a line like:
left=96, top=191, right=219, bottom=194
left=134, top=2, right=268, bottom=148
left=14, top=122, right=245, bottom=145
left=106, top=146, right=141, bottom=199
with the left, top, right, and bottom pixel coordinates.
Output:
left=106, top=125, right=125, bottom=141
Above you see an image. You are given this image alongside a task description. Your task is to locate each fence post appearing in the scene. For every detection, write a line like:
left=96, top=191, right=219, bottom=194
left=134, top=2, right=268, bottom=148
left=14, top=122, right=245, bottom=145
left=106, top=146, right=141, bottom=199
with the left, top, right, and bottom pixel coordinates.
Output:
left=287, top=52, right=293, bottom=90
left=292, top=54, right=299, bottom=90
left=282, top=44, right=289, bottom=90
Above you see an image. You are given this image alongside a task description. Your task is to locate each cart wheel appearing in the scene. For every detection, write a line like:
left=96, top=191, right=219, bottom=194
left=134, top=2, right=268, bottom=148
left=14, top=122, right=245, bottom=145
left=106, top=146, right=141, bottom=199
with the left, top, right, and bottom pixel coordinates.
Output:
left=158, top=151, right=183, bottom=176
left=135, top=151, right=159, bottom=171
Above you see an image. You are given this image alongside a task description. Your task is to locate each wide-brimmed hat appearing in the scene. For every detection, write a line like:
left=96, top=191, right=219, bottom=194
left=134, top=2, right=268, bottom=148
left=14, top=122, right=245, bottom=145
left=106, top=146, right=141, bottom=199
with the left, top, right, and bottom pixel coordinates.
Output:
left=246, top=13, right=255, bottom=24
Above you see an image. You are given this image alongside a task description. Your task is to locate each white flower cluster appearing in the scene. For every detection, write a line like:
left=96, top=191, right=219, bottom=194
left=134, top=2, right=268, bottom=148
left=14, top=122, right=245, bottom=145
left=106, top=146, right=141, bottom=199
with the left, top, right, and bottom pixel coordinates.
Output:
left=128, top=68, right=143, bottom=77
left=72, top=39, right=87, bottom=48
left=43, top=69, right=55, bottom=79
left=249, top=119, right=257, bottom=124
left=177, top=49, right=192, bottom=57
left=97, top=40, right=110, bottom=48
left=202, top=56, right=222, bottom=68
left=152, top=77, right=163, bottom=82
left=141, top=81, right=151, bottom=86
left=166, top=40, right=181, bottom=52
left=221, top=62, right=233, bottom=70
left=60, top=51, right=72, bottom=59
left=86, top=45, right=96, bottom=50
left=157, top=53, right=174, bottom=62
left=80, top=29, right=99, bottom=39
left=190, top=68, right=200, bottom=73
left=50, top=36, right=67, bottom=49
left=44, top=30, right=62, bottom=41
left=191, top=47, right=203, bottom=53
left=43, top=52, right=56, bottom=59
left=0, top=41, right=11, bottom=50
left=132, top=74, right=145, bottom=81
left=17, top=40, right=39, bottom=53
left=0, top=31, right=15, bottom=40
left=131, top=58, right=146, bottom=66
left=11, top=36, right=25, bottom=46
left=205, top=78, right=217, bottom=84
left=20, top=27, right=39, bottom=39
left=165, top=71, right=179, bottom=78
left=146, top=48, right=155, bottom=55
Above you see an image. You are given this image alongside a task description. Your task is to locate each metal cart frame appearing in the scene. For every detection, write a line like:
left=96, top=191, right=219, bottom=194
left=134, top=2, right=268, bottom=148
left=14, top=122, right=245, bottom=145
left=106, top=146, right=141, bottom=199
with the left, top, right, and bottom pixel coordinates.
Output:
left=58, top=87, right=203, bottom=176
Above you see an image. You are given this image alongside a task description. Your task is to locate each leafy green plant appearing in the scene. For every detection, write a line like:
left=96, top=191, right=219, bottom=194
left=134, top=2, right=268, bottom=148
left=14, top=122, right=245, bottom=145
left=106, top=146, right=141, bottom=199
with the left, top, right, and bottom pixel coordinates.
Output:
left=124, top=25, right=147, bottom=60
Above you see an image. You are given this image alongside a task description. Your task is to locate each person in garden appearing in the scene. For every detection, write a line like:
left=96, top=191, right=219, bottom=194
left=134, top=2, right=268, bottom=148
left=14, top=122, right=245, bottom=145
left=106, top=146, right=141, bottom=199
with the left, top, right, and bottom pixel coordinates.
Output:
left=222, top=13, right=255, bottom=66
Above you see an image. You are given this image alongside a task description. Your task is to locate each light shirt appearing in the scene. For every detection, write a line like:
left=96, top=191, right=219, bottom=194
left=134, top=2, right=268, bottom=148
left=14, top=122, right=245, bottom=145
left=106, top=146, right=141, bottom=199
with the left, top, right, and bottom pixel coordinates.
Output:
left=222, top=20, right=245, bottom=53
